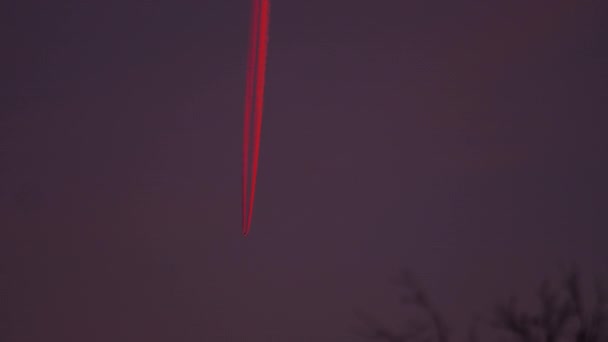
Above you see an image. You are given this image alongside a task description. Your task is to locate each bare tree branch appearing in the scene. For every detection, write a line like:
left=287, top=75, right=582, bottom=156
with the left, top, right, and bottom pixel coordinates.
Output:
left=356, top=268, right=606, bottom=342
left=492, top=270, right=607, bottom=342
left=356, top=270, right=449, bottom=342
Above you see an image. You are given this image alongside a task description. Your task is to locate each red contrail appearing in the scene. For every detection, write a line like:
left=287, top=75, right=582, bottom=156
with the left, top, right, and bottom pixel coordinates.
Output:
left=243, top=0, right=270, bottom=236
left=242, top=0, right=260, bottom=235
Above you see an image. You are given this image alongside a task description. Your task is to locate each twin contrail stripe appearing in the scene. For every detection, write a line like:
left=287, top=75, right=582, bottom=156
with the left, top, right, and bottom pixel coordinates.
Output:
left=243, top=0, right=270, bottom=236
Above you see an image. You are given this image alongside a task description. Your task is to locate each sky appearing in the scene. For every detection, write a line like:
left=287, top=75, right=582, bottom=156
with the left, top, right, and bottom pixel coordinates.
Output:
left=2, top=1, right=608, bottom=341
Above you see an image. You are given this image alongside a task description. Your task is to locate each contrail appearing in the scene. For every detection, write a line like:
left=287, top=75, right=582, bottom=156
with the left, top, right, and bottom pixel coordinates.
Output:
left=242, top=0, right=270, bottom=236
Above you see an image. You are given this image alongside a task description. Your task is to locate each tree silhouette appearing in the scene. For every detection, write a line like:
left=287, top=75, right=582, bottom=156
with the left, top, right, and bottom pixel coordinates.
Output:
left=490, top=270, right=607, bottom=342
left=355, top=269, right=607, bottom=342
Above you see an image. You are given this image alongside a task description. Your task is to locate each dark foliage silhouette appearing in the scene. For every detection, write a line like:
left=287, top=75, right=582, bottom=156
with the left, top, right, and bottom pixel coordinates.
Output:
left=356, top=269, right=607, bottom=342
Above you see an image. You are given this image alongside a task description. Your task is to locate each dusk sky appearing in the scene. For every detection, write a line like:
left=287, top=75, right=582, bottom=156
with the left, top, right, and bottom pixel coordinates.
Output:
left=2, top=1, right=608, bottom=341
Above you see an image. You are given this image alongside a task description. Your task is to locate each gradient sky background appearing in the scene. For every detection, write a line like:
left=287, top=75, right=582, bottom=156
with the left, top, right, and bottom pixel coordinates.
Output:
left=2, top=1, right=608, bottom=341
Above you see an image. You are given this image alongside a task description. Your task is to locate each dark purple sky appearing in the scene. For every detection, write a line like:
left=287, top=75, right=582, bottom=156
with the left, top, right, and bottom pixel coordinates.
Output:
left=3, top=1, right=608, bottom=341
